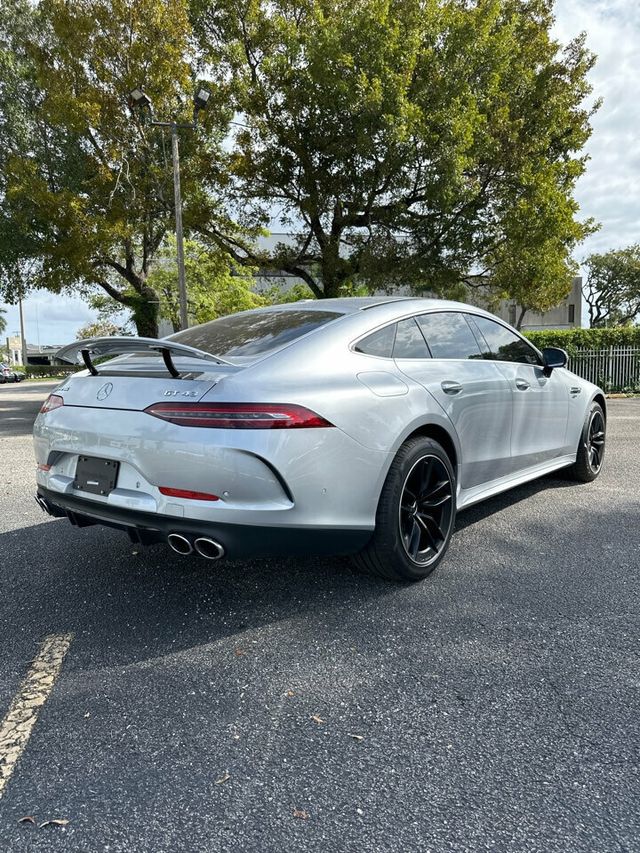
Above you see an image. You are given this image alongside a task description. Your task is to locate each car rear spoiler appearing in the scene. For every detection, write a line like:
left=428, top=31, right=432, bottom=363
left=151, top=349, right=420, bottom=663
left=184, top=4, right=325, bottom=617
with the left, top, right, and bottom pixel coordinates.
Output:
left=56, top=336, right=230, bottom=378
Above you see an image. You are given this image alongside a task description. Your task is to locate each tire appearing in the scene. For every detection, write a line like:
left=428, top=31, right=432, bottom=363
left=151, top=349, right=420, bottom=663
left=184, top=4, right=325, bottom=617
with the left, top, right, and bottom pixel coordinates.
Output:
left=565, top=401, right=606, bottom=483
left=352, top=436, right=456, bottom=582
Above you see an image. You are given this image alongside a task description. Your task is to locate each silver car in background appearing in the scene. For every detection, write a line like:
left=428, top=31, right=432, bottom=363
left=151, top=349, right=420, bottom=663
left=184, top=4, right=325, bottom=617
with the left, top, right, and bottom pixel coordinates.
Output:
left=34, top=297, right=606, bottom=581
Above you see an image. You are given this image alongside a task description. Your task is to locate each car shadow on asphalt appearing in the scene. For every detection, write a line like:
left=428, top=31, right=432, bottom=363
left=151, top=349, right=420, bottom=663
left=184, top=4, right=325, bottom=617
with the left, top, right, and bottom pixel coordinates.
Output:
left=0, top=514, right=401, bottom=671
left=455, top=473, right=578, bottom=531
left=1, top=468, right=596, bottom=674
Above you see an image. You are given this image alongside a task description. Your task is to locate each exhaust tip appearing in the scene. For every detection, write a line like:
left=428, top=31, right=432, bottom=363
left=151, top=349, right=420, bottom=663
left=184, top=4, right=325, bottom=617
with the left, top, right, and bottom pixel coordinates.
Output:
left=167, top=533, right=193, bottom=555
left=34, top=495, right=49, bottom=514
left=194, top=537, right=225, bottom=561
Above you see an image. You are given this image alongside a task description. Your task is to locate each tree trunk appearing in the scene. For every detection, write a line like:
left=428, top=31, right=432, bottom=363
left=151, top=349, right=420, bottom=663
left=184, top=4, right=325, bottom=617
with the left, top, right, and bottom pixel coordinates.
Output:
left=515, top=306, right=527, bottom=330
left=130, top=285, right=160, bottom=337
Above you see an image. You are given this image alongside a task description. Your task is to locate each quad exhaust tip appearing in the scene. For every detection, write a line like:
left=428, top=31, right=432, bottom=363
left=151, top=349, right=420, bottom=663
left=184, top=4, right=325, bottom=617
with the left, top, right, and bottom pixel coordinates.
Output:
left=167, top=533, right=193, bottom=555
left=194, top=537, right=225, bottom=561
left=167, top=533, right=225, bottom=560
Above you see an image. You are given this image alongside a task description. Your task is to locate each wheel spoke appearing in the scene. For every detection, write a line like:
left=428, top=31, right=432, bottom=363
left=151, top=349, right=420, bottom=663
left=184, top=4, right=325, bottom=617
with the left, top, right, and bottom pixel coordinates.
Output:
left=419, top=458, right=434, bottom=496
left=407, top=520, right=421, bottom=558
left=419, top=512, right=444, bottom=544
left=416, top=513, right=439, bottom=550
left=419, top=482, right=452, bottom=508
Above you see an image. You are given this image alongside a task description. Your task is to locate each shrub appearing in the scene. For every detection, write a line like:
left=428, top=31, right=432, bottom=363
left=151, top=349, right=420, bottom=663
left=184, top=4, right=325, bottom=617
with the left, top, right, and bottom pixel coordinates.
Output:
left=25, top=364, right=81, bottom=378
left=523, top=327, right=640, bottom=355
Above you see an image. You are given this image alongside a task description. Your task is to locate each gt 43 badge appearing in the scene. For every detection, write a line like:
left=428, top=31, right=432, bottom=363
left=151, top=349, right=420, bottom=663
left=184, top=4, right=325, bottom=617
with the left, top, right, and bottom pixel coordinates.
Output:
left=162, top=389, right=199, bottom=397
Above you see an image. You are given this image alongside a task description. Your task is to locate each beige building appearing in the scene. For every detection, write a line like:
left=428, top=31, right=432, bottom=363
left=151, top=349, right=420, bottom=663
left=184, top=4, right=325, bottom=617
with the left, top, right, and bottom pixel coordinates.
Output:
left=4, top=335, right=23, bottom=366
left=467, top=277, right=582, bottom=331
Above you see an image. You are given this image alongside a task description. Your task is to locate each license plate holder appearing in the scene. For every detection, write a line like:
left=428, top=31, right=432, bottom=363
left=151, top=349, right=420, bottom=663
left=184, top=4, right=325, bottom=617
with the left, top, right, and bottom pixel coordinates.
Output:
left=74, top=456, right=119, bottom=496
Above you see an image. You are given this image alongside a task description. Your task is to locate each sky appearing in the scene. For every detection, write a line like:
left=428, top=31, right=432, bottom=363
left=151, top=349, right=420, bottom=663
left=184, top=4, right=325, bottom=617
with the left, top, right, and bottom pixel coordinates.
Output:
left=2, top=0, right=639, bottom=345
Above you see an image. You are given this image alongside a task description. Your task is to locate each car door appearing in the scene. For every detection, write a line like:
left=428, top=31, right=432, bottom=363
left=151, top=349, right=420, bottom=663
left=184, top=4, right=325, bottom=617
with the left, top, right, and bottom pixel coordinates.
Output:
left=467, top=314, right=570, bottom=471
left=393, top=312, right=513, bottom=491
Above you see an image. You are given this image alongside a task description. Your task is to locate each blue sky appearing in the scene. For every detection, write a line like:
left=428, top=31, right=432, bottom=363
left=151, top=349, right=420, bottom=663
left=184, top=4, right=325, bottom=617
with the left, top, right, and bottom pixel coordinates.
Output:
left=2, top=0, right=638, bottom=344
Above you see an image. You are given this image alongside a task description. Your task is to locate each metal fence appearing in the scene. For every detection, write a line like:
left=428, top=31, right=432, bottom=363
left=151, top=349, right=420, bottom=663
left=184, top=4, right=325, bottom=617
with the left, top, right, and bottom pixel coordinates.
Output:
left=568, top=346, right=640, bottom=392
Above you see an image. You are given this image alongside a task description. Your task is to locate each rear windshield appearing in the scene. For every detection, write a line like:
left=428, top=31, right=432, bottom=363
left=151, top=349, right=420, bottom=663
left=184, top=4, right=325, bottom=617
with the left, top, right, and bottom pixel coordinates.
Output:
left=168, top=309, right=343, bottom=361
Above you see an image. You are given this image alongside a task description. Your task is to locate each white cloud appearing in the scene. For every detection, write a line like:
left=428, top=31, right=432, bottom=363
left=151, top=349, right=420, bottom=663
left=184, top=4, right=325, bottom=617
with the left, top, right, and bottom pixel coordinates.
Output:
left=1, top=291, right=97, bottom=347
left=553, top=0, right=640, bottom=257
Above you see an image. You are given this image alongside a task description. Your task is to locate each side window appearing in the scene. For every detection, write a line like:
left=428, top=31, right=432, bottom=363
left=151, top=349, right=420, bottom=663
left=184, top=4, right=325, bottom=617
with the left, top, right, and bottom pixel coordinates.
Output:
left=393, top=318, right=431, bottom=359
left=354, top=324, right=396, bottom=358
left=471, top=316, right=541, bottom=365
left=416, top=312, right=482, bottom=360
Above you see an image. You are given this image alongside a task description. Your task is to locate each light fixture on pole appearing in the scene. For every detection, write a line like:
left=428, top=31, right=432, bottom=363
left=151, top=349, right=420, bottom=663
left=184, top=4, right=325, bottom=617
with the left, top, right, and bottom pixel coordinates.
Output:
left=128, top=87, right=153, bottom=112
left=127, top=85, right=210, bottom=331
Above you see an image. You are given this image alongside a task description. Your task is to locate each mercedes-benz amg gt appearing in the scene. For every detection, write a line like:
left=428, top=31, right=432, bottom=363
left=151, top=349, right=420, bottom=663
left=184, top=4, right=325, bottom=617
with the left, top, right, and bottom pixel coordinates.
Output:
left=33, top=298, right=606, bottom=581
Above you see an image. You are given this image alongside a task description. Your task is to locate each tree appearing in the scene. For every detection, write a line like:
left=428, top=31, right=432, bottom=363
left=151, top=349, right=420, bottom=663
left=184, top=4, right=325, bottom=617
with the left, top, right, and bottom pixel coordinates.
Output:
left=0, top=0, right=244, bottom=337
left=148, top=237, right=263, bottom=332
left=76, top=319, right=130, bottom=340
left=583, top=246, right=640, bottom=328
left=191, top=0, right=597, bottom=307
left=0, top=307, right=6, bottom=337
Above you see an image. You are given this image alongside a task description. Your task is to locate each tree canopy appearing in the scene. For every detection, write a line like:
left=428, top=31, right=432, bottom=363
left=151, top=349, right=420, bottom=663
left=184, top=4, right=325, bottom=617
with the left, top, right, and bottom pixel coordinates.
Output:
left=583, top=245, right=640, bottom=328
left=148, top=237, right=263, bottom=331
left=0, top=0, right=599, bottom=328
left=192, top=0, right=597, bottom=309
left=0, top=0, right=243, bottom=336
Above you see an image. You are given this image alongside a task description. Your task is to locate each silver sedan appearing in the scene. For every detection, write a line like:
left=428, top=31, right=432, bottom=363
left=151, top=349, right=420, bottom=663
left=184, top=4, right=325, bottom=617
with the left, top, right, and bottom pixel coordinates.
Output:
left=34, top=297, right=606, bottom=581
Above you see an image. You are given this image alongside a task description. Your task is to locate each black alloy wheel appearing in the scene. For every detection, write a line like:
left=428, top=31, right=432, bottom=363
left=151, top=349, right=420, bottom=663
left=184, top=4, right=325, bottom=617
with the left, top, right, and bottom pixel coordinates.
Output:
left=566, top=401, right=606, bottom=483
left=398, top=454, right=454, bottom=566
left=352, top=436, right=457, bottom=582
left=587, top=408, right=606, bottom=473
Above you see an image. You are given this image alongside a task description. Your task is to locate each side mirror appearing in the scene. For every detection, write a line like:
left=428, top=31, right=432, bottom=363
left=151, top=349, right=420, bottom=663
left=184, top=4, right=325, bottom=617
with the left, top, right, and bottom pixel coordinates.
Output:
left=541, top=346, right=568, bottom=377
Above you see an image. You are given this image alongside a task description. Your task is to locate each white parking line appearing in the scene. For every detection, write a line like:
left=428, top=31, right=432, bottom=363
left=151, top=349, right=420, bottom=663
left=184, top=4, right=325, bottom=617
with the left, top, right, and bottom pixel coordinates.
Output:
left=0, top=634, right=73, bottom=799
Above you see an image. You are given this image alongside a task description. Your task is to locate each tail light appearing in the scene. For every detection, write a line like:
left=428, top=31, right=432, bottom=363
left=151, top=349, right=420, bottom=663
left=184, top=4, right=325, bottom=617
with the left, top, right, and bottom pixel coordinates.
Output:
left=40, top=394, right=64, bottom=414
left=143, top=402, right=334, bottom=429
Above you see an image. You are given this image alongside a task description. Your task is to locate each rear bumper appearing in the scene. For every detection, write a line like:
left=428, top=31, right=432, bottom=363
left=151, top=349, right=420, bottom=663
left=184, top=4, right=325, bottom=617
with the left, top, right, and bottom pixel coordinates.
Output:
left=36, top=487, right=372, bottom=559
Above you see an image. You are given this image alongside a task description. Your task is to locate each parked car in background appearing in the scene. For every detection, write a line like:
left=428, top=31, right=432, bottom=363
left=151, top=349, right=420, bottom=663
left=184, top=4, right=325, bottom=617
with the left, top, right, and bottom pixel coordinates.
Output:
left=34, top=297, right=606, bottom=582
left=0, top=363, right=25, bottom=383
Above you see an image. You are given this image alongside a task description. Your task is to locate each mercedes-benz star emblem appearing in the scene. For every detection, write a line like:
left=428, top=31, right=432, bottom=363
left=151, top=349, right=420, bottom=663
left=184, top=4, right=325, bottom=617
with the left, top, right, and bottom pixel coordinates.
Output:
left=96, top=382, right=113, bottom=401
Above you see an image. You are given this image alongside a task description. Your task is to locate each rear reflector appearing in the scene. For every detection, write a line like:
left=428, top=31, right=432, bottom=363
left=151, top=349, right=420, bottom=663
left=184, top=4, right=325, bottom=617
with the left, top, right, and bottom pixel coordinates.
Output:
left=40, top=394, right=64, bottom=414
left=37, top=463, right=52, bottom=472
left=159, top=487, right=220, bottom=501
left=144, top=402, right=334, bottom=429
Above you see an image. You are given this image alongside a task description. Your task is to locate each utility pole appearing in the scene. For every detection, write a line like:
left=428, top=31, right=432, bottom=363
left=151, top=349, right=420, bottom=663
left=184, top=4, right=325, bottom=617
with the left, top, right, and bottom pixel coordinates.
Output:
left=18, top=294, right=27, bottom=368
left=127, top=87, right=210, bottom=332
left=171, top=123, right=188, bottom=331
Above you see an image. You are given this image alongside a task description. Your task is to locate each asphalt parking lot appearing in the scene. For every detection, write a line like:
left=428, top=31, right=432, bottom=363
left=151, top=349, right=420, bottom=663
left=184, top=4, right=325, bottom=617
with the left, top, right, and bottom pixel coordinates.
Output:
left=0, top=380, right=639, bottom=852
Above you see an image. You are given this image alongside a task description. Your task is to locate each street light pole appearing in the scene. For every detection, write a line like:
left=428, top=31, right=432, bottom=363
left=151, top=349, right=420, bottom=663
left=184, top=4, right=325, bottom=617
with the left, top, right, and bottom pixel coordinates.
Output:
left=127, top=87, right=211, bottom=333
left=18, top=293, right=27, bottom=368
left=170, top=123, right=188, bottom=331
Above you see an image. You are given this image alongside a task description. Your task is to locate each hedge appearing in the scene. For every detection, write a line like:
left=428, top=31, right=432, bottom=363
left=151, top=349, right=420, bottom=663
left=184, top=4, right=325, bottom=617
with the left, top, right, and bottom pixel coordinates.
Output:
left=25, top=364, right=81, bottom=378
left=523, top=327, right=640, bottom=355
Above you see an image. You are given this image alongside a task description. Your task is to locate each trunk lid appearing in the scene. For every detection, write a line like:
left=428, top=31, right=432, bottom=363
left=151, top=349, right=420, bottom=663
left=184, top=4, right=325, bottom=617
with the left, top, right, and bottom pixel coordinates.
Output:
left=56, top=357, right=242, bottom=412
left=54, top=335, right=242, bottom=411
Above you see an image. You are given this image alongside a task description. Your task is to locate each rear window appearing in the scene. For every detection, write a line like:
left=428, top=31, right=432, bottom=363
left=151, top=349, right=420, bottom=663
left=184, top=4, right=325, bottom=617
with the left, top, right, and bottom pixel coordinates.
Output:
left=168, top=309, right=343, bottom=361
left=354, top=324, right=397, bottom=357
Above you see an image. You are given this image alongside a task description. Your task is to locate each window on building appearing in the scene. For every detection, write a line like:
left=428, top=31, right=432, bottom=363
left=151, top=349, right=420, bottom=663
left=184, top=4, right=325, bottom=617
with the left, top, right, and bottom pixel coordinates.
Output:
left=508, top=304, right=517, bottom=327
left=568, top=304, right=575, bottom=324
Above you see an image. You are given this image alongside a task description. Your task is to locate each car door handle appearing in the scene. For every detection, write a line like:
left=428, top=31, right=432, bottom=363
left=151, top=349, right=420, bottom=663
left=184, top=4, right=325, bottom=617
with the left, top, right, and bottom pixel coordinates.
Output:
left=515, top=379, right=530, bottom=391
left=441, top=380, right=463, bottom=395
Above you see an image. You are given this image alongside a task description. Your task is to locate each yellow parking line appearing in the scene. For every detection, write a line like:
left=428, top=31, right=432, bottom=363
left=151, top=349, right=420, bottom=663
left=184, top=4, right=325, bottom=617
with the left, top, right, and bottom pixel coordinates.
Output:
left=0, top=633, right=73, bottom=799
